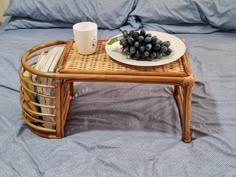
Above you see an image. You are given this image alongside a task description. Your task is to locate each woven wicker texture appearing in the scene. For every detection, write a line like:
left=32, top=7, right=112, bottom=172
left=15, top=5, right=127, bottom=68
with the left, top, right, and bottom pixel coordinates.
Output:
left=60, top=40, right=187, bottom=76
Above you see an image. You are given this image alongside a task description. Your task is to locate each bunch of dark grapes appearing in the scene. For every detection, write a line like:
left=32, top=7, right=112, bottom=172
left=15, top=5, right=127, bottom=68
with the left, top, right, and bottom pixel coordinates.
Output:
left=119, top=29, right=172, bottom=61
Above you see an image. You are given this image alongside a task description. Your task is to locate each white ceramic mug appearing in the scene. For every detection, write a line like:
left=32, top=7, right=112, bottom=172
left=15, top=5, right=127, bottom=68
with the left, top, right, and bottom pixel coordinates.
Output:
left=73, top=22, right=97, bottom=55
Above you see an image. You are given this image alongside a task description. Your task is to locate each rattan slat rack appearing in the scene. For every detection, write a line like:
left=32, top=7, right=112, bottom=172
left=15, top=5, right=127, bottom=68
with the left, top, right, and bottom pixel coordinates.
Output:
left=19, top=38, right=194, bottom=142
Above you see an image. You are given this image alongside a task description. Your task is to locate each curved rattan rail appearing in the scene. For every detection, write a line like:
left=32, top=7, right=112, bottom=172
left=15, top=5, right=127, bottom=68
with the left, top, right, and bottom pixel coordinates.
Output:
left=19, top=39, right=73, bottom=138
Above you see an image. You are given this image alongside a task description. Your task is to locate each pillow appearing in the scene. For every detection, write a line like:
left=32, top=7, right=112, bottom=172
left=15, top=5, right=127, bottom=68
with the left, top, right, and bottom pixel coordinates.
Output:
left=140, top=23, right=220, bottom=34
left=4, top=0, right=137, bottom=29
left=131, top=0, right=202, bottom=25
left=130, top=0, right=236, bottom=30
left=194, top=0, right=236, bottom=30
left=3, top=17, right=73, bottom=31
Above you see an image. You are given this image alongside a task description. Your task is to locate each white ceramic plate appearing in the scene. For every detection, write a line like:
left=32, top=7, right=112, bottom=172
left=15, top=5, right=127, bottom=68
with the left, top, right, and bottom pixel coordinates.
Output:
left=105, top=31, right=186, bottom=67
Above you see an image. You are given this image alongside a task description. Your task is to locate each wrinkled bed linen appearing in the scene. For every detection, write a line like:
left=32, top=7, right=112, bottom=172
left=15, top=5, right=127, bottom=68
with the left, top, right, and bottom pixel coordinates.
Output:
left=0, top=28, right=236, bottom=177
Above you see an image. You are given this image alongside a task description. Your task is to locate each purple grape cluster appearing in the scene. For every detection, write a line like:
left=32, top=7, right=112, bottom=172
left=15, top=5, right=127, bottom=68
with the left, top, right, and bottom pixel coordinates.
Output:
left=119, top=29, right=172, bottom=61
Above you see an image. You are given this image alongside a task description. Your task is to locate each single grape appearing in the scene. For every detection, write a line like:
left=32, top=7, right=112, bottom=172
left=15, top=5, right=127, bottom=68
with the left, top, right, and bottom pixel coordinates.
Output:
left=164, top=48, right=172, bottom=56
left=138, top=35, right=144, bottom=43
left=132, top=31, right=139, bottom=40
left=122, top=30, right=129, bottom=38
left=130, top=46, right=136, bottom=55
left=162, top=41, right=171, bottom=48
left=153, top=43, right=161, bottom=51
left=139, top=45, right=145, bottom=52
left=119, top=38, right=128, bottom=47
left=129, top=30, right=134, bottom=37
left=127, top=37, right=134, bottom=45
left=151, top=36, right=157, bottom=44
left=140, top=29, right=146, bottom=36
left=145, top=43, right=152, bottom=51
left=144, top=51, right=150, bottom=57
left=144, top=36, right=152, bottom=43
left=150, top=51, right=157, bottom=59
left=161, top=46, right=168, bottom=53
left=134, top=41, right=140, bottom=48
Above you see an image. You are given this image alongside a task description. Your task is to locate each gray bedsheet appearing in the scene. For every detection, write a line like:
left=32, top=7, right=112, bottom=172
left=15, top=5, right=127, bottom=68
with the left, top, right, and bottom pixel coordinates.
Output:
left=0, top=27, right=236, bottom=177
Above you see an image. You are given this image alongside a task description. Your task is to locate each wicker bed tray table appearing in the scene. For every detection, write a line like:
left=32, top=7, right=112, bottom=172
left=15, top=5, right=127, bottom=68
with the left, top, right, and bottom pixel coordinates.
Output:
left=19, top=39, right=194, bottom=143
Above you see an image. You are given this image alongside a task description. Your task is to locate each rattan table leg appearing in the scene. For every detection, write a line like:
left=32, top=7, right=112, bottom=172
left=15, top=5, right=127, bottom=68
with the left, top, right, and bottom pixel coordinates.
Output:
left=70, top=81, right=74, bottom=98
left=61, top=80, right=73, bottom=133
left=56, top=78, right=63, bottom=138
left=174, top=85, right=184, bottom=129
left=182, top=76, right=194, bottom=143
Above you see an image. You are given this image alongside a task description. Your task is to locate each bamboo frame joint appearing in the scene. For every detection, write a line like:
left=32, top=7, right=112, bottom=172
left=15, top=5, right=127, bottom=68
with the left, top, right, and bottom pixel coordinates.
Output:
left=182, top=75, right=195, bottom=87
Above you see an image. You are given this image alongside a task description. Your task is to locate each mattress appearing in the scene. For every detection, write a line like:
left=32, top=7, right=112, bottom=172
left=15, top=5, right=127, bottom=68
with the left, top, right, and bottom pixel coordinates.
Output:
left=1, top=26, right=236, bottom=177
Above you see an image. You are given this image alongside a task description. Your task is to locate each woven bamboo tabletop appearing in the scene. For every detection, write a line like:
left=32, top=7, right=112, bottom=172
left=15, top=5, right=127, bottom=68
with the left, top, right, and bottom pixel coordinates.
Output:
left=58, top=39, right=191, bottom=77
